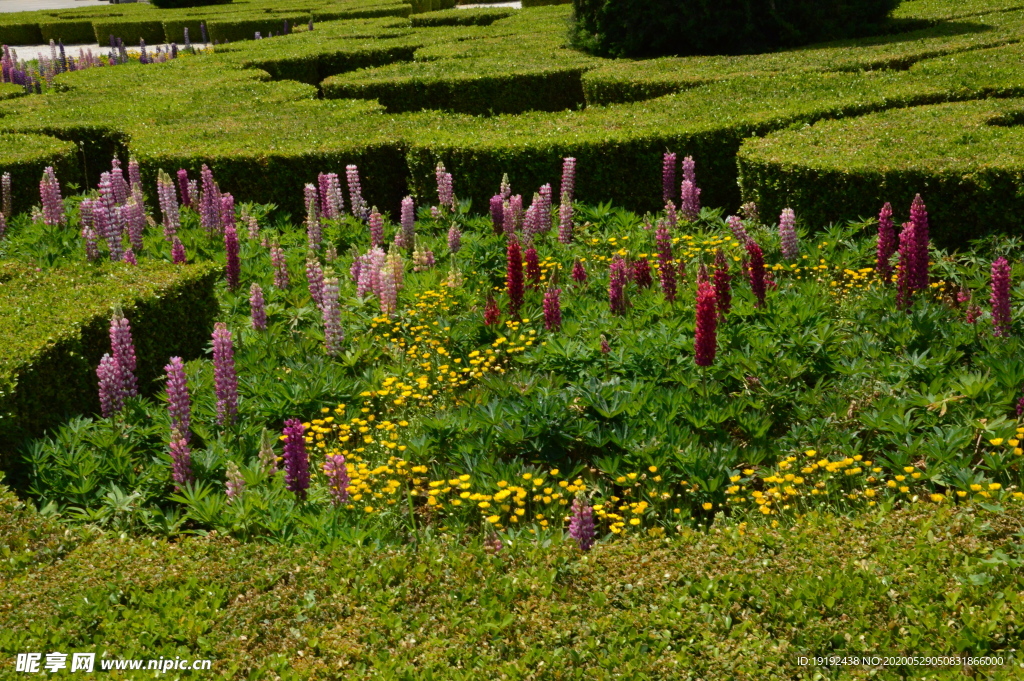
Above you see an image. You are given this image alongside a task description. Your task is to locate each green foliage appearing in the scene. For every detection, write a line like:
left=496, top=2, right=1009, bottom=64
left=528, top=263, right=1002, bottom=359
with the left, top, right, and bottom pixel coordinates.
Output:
left=571, top=0, right=902, bottom=58
left=150, top=0, right=234, bottom=9
left=409, top=7, right=515, bottom=26
left=0, top=133, right=80, bottom=216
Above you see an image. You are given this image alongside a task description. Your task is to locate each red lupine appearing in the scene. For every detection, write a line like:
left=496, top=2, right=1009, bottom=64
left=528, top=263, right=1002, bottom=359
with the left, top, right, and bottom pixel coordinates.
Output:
left=484, top=295, right=500, bottom=326
left=991, top=256, right=1012, bottom=337
left=713, top=248, right=731, bottom=319
left=525, top=244, right=541, bottom=288
left=745, top=239, right=766, bottom=308
left=910, top=194, right=929, bottom=290
left=506, top=236, right=524, bottom=316
left=543, top=285, right=562, bottom=331
left=896, top=222, right=917, bottom=310
left=572, top=258, right=587, bottom=284
left=694, top=278, right=718, bottom=367
left=633, top=258, right=653, bottom=288
left=609, top=255, right=628, bottom=314
left=282, top=418, right=309, bottom=501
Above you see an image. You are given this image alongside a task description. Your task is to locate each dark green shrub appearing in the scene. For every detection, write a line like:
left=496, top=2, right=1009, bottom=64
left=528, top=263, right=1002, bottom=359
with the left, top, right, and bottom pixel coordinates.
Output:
left=206, top=13, right=310, bottom=42
left=92, top=18, right=167, bottom=45
left=410, top=8, right=515, bottom=26
left=39, top=20, right=97, bottom=45
left=571, top=0, right=903, bottom=58
left=0, top=22, right=43, bottom=46
left=0, top=133, right=80, bottom=216
left=150, top=0, right=234, bottom=9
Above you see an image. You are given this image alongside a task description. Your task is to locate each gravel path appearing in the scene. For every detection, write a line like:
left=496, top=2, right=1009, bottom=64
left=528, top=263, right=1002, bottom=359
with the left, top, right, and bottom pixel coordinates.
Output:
left=0, top=0, right=113, bottom=13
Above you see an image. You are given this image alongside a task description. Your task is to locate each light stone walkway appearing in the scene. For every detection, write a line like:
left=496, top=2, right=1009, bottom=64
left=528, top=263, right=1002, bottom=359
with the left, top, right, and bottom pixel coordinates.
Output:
left=457, top=2, right=521, bottom=7
left=0, top=0, right=113, bottom=13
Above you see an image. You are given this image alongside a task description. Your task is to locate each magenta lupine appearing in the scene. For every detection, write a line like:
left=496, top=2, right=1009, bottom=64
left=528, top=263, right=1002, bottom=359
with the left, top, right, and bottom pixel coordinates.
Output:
left=558, top=202, right=573, bottom=244
left=124, top=197, right=144, bottom=253
left=346, top=165, right=368, bottom=221
left=525, top=244, right=541, bottom=288
left=568, top=496, right=595, bottom=552
left=436, top=162, right=454, bottom=209
left=991, top=256, right=1012, bottom=337
left=176, top=169, right=191, bottom=208
left=609, top=255, right=628, bottom=314
left=369, top=207, right=383, bottom=247
left=600, top=334, right=610, bottom=354
left=127, top=157, right=141, bottom=191
left=250, top=283, right=267, bottom=330
left=713, top=248, right=731, bottom=319
left=561, top=157, right=576, bottom=205
left=910, top=194, right=930, bottom=291
left=665, top=201, right=677, bottom=230
left=319, top=172, right=343, bottom=219
left=507, top=236, right=524, bottom=317
left=897, top=222, right=917, bottom=310
left=655, top=223, right=676, bottom=302
left=538, top=184, right=553, bottom=232
left=307, top=254, right=325, bottom=310
left=484, top=295, right=500, bottom=326
left=746, top=239, right=767, bottom=308
left=779, top=208, right=798, bottom=260
left=164, top=356, right=191, bottom=443
left=543, top=286, right=562, bottom=331
left=271, top=243, right=289, bottom=289
left=200, top=165, right=221, bottom=234
left=694, top=279, right=718, bottom=367
left=663, top=151, right=677, bottom=203
left=225, top=460, right=245, bottom=503
left=569, top=260, right=586, bottom=286
left=212, top=323, right=239, bottom=426
left=171, top=236, right=186, bottom=264
left=123, top=246, right=137, bottom=265
left=509, top=195, right=523, bottom=231
left=448, top=223, right=462, bottom=255
left=378, top=259, right=398, bottom=316
left=169, top=433, right=194, bottom=491
left=633, top=258, right=653, bottom=288
left=110, top=311, right=138, bottom=398
left=110, top=158, right=128, bottom=206
left=727, top=215, right=750, bottom=246
left=40, top=166, right=64, bottom=226
left=323, top=275, right=345, bottom=352
left=224, top=219, right=240, bottom=292
left=323, top=453, right=350, bottom=506
left=2, top=171, right=11, bottom=219
left=490, top=194, right=504, bottom=235
left=96, top=353, right=124, bottom=418
left=680, top=179, right=700, bottom=221
left=282, top=418, right=310, bottom=500
left=876, top=202, right=895, bottom=283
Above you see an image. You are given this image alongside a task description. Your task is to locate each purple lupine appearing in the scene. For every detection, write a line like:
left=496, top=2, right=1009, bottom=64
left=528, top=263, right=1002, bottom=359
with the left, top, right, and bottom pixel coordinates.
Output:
left=307, top=254, right=325, bottom=310
left=164, top=356, right=191, bottom=443
left=713, top=248, right=732, bottom=319
left=225, top=460, right=245, bottom=503
left=665, top=201, right=677, bottom=230
left=910, top=194, right=930, bottom=290
left=346, top=165, right=368, bottom=221
left=655, top=223, right=676, bottom=302
left=568, top=496, right=595, bottom=552
left=39, top=167, right=64, bottom=226
left=323, top=453, right=350, bottom=505
left=662, top=152, right=677, bottom=204
left=200, top=165, right=221, bottom=234
left=110, top=158, right=128, bottom=206
left=125, top=197, right=144, bottom=253
left=779, top=208, right=798, bottom=260
left=727, top=215, right=750, bottom=246
left=96, top=353, right=124, bottom=418
left=318, top=173, right=341, bottom=219
left=399, top=195, right=415, bottom=249
left=561, top=157, right=576, bottom=205
left=110, top=311, right=138, bottom=398
left=502, top=200, right=515, bottom=236
left=633, top=258, right=653, bottom=288
left=876, top=202, right=895, bottom=283
left=609, top=255, right=628, bottom=314
left=2, top=172, right=11, bottom=219
left=187, top=179, right=199, bottom=209
left=94, top=204, right=121, bottom=262
left=897, top=222, right=917, bottom=310
left=448, top=223, right=462, bottom=255
left=543, top=286, right=562, bottom=331
left=171, top=236, right=186, bottom=264
left=991, top=257, right=1012, bottom=337
left=524, top=201, right=540, bottom=238
left=271, top=243, right=289, bottom=289
left=484, top=296, right=500, bottom=326
left=157, top=170, right=180, bottom=241
left=746, top=239, right=767, bottom=308
left=281, top=418, right=310, bottom=501
left=436, top=162, right=454, bottom=210
left=694, top=279, right=718, bottom=367
left=369, top=208, right=383, bottom=247
left=558, top=202, right=573, bottom=244
left=538, top=184, right=553, bottom=232
left=304, top=183, right=321, bottom=250
left=250, top=283, right=267, bottom=330
left=224, top=218, right=240, bottom=292
left=169, top=433, right=193, bottom=491
left=680, top=179, right=701, bottom=222
left=176, top=169, right=191, bottom=208
left=323, top=275, right=344, bottom=351
left=571, top=258, right=587, bottom=284
left=123, top=246, right=137, bottom=265
left=507, top=235, right=524, bottom=317
left=490, top=194, right=504, bottom=235
left=212, top=322, right=238, bottom=426
left=127, top=157, right=141, bottom=192
left=525, top=244, right=541, bottom=288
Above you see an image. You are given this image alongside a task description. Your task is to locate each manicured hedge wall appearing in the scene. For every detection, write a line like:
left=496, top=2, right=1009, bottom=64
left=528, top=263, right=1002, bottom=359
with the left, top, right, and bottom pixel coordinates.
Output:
left=207, top=13, right=310, bottom=42
left=409, top=7, right=515, bottom=26
left=0, top=260, right=220, bottom=486
left=39, top=20, right=97, bottom=45
left=0, top=22, right=43, bottom=46
left=0, top=133, right=81, bottom=217
left=150, top=0, right=234, bottom=9
left=92, top=18, right=166, bottom=45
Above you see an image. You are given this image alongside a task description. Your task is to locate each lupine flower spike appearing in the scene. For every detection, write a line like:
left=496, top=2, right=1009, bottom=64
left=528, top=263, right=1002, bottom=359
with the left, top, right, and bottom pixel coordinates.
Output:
left=779, top=208, right=798, bottom=260
left=694, top=278, right=718, bottom=366
left=250, top=283, right=267, bottom=330
left=571, top=258, right=587, bottom=285
left=876, top=202, right=895, bottom=283
left=713, top=248, right=731, bottom=319
left=506, top=235, right=524, bottom=316
left=655, top=222, right=676, bottom=302
left=543, top=269, right=562, bottom=331
left=746, top=239, right=767, bottom=308
left=212, top=322, right=239, bottom=426
left=896, top=222, right=917, bottom=310
left=323, top=275, right=344, bottom=352
left=568, top=495, right=596, bottom=552
left=910, top=194, right=930, bottom=290
left=484, top=295, right=500, bottom=326
left=225, top=461, right=245, bottom=503
left=164, top=356, right=191, bottom=443
left=282, top=418, right=310, bottom=501
left=323, top=453, right=350, bottom=505
left=991, top=256, right=1012, bottom=337
left=662, top=152, right=677, bottom=204
left=609, top=255, right=628, bottom=314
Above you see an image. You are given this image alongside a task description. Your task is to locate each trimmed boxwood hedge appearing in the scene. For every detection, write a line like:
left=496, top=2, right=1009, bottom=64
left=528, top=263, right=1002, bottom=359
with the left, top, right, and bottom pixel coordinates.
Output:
left=91, top=18, right=167, bottom=45
left=207, top=13, right=311, bottom=42
left=0, top=22, right=43, bottom=46
left=409, top=7, right=515, bottom=26
left=38, top=20, right=97, bottom=45
left=0, top=260, right=220, bottom=486
left=150, top=0, right=234, bottom=9
left=0, top=133, right=81, bottom=217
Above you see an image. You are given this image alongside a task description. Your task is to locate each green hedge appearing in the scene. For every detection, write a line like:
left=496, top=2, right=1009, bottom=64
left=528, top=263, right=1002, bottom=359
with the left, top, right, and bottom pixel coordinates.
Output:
left=0, top=85, right=25, bottom=102
left=0, top=22, right=43, bottom=46
left=409, top=7, right=515, bottom=26
left=38, top=20, right=97, bottom=45
left=150, top=0, right=234, bottom=9
left=0, top=260, right=220, bottom=486
left=521, top=0, right=570, bottom=6
left=207, top=13, right=311, bottom=42
left=0, top=133, right=80, bottom=217
left=737, top=96, right=1024, bottom=247
left=92, top=19, right=167, bottom=45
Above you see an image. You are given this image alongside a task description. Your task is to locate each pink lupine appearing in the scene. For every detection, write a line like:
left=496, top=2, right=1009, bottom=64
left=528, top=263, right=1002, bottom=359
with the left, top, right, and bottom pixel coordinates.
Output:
left=123, top=246, right=137, bottom=265
left=609, top=255, right=628, bottom=314
left=246, top=215, right=259, bottom=241
left=448, top=223, right=462, bottom=255
left=369, top=207, right=383, bottom=247
left=176, top=169, right=191, bottom=208
left=509, top=195, right=523, bottom=231
left=109, top=158, right=128, bottom=206
left=187, top=179, right=199, bottom=208
left=680, top=180, right=700, bottom=221
left=82, top=225, right=99, bottom=261
left=561, top=157, right=576, bottom=206
left=525, top=244, right=540, bottom=288
left=538, top=184, right=553, bottom=232
left=250, top=283, right=267, bottom=330
left=876, top=202, right=895, bottom=283
left=524, top=201, right=540, bottom=238
left=96, top=353, right=124, bottom=417
left=656, top=223, right=676, bottom=302
left=502, top=199, right=515, bottom=236
left=378, top=259, right=398, bottom=316
left=323, top=453, right=350, bottom=505
left=39, top=166, right=64, bottom=226
left=127, top=157, right=141, bottom=191
left=991, top=256, right=1012, bottom=337
left=323, top=275, right=344, bottom=352
left=224, top=218, right=240, bottom=291
left=171, top=236, right=186, bottom=264
left=319, top=172, right=343, bottom=219
left=694, top=279, right=718, bottom=367
left=212, top=322, right=238, bottom=427
left=164, top=356, right=191, bottom=443
left=94, top=204, right=122, bottom=262
left=282, top=418, right=310, bottom=500
left=346, top=165, right=368, bottom=221
left=910, top=194, right=930, bottom=290
left=110, top=311, right=138, bottom=398
left=727, top=215, right=750, bottom=246
left=200, top=164, right=221, bottom=234
left=271, top=243, right=289, bottom=289
left=713, top=248, right=732, bottom=319
left=663, top=152, right=677, bottom=204
left=568, top=496, right=595, bottom=552
left=484, top=295, right=500, bottom=326
left=436, top=162, right=454, bottom=209
left=897, top=222, right=917, bottom=310
left=169, top=432, right=194, bottom=491
left=124, top=197, right=144, bottom=253
left=665, top=201, right=677, bottom=230
left=307, top=254, right=325, bottom=310
left=225, top=460, right=244, bottom=503
left=507, top=235, right=524, bottom=317
left=157, top=170, right=180, bottom=240
left=490, top=194, right=504, bottom=235
left=746, top=239, right=766, bottom=308
left=571, top=258, right=587, bottom=285
left=558, top=201, right=573, bottom=244
left=779, top=208, right=798, bottom=260
left=401, top=196, right=415, bottom=248
left=543, top=285, right=562, bottom=331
